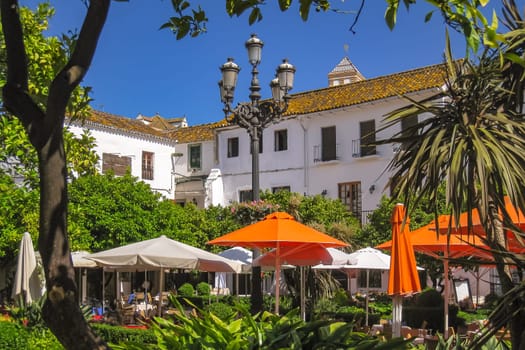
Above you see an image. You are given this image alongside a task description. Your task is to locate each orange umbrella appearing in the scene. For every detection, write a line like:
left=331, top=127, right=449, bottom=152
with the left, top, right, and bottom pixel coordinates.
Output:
left=208, top=212, right=348, bottom=314
left=388, top=204, right=421, bottom=338
left=442, top=196, right=525, bottom=253
left=252, top=245, right=335, bottom=267
left=378, top=217, right=492, bottom=338
left=377, top=218, right=492, bottom=259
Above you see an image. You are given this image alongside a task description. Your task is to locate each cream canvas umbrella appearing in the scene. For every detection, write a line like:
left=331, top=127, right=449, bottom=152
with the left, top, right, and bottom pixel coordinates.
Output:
left=87, top=235, right=245, bottom=316
left=12, top=232, right=42, bottom=304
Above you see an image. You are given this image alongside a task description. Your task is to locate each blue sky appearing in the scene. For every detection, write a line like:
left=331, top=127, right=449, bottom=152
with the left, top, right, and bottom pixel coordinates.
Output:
left=23, top=1, right=474, bottom=126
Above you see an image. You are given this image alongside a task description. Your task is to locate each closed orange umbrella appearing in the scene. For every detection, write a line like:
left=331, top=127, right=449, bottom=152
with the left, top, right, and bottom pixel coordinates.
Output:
left=208, top=212, right=348, bottom=314
left=388, top=204, right=421, bottom=338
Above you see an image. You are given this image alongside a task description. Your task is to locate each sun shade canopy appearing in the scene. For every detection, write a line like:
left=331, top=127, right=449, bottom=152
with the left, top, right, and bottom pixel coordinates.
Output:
left=87, top=235, right=244, bottom=273
left=207, top=212, right=348, bottom=249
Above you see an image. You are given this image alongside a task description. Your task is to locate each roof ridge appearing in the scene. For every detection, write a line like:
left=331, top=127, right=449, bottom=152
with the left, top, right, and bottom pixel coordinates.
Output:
left=291, top=61, right=446, bottom=98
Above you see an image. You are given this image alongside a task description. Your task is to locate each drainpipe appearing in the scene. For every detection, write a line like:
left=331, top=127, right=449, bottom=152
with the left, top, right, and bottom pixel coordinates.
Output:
left=298, top=115, right=310, bottom=195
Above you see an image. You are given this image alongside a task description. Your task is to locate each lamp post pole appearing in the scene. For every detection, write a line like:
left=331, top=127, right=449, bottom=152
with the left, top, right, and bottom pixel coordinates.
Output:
left=219, top=34, right=295, bottom=313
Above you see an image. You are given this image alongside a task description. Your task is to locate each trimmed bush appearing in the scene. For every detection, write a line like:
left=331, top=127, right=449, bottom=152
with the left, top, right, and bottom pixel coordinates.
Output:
left=196, top=282, right=211, bottom=296
left=205, top=302, right=234, bottom=321
left=91, top=323, right=156, bottom=345
left=177, top=282, right=195, bottom=297
left=0, top=321, right=30, bottom=348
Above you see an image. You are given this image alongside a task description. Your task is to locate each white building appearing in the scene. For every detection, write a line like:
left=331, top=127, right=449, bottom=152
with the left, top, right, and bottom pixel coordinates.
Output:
left=67, top=111, right=178, bottom=198
left=68, top=58, right=447, bottom=222
left=214, top=58, right=446, bottom=222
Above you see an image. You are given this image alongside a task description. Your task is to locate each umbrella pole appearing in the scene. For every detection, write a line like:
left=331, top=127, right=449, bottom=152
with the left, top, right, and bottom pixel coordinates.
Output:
left=444, top=252, right=450, bottom=338
left=365, top=269, right=370, bottom=326
left=102, top=269, right=105, bottom=314
left=392, top=294, right=402, bottom=337
left=158, top=268, right=164, bottom=317
left=275, top=244, right=281, bottom=314
left=300, top=266, right=305, bottom=321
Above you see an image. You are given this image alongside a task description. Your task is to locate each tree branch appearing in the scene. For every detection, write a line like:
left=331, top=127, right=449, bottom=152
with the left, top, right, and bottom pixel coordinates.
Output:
left=1, top=0, right=45, bottom=140
left=47, top=0, right=110, bottom=121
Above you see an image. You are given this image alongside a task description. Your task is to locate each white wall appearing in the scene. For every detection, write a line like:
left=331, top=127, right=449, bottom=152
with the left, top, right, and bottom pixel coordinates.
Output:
left=215, top=90, right=436, bottom=215
left=67, top=124, right=176, bottom=198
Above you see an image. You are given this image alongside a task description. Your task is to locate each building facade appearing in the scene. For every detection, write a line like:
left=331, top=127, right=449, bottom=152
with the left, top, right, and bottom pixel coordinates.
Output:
left=214, top=59, right=446, bottom=222
left=68, top=58, right=447, bottom=223
left=67, top=111, right=178, bottom=198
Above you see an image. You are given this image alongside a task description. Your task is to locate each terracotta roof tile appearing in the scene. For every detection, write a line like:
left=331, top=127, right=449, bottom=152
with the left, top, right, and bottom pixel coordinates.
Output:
left=79, top=110, right=175, bottom=142
left=285, top=63, right=446, bottom=116
left=75, top=63, right=446, bottom=142
left=165, top=120, right=227, bottom=143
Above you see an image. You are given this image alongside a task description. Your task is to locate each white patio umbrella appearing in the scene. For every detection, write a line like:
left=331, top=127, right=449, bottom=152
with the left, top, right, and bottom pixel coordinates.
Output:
left=343, top=247, right=392, bottom=326
left=86, top=235, right=244, bottom=272
left=87, top=235, right=245, bottom=315
left=12, top=232, right=43, bottom=304
left=216, top=247, right=253, bottom=295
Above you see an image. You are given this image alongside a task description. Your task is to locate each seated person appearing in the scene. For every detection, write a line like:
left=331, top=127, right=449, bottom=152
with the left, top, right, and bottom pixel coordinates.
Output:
left=127, top=290, right=136, bottom=304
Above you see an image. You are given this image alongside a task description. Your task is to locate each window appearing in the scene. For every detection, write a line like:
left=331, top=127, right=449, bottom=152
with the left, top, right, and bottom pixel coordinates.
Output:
left=321, top=126, right=337, bottom=161
left=358, top=270, right=382, bottom=289
left=142, top=151, right=154, bottom=180
left=272, top=186, right=290, bottom=193
left=338, top=182, right=362, bottom=221
left=401, top=115, right=418, bottom=137
left=360, top=120, right=376, bottom=157
left=239, top=189, right=253, bottom=203
left=400, top=115, right=418, bottom=150
left=102, top=153, right=131, bottom=176
left=188, top=144, right=201, bottom=170
left=227, top=137, right=239, bottom=158
left=274, top=129, right=288, bottom=151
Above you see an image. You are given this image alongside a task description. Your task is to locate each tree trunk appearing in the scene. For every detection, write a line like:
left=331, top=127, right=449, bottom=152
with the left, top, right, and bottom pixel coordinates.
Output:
left=483, top=197, right=525, bottom=349
left=1, top=0, right=110, bottom=348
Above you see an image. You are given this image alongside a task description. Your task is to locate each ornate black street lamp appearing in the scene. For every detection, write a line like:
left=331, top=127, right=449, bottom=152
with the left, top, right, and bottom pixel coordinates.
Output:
left=219, top=34, right=295, bottom=312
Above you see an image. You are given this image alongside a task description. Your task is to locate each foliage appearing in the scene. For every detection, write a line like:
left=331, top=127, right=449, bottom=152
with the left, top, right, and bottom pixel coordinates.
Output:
left=113, top=296, right=412, bottom=349
left=229, top=198, right=280, bottom=225
left=204, top=302, right=235, bottom=321
left=377, top=2, right=525, bottom=346
left=0, top=321, right=30, bottom=349
left=0, top=5, right=96, bottom=189
left=195, top=282, right=211, bottom=296
left=457, top=308, right=491, bottom=324
left=415, top=288, right=443, bottom=307
left=8, top=294, right=48, bottom=331
left=90, top=323, right=157, bottom=346
left=26, top=327, right=63, bottom=349
left=177, top=283, right=195, bottom=297
left=68, top=172, right=213, bottom=252
left=434, top=332, right=511, bottom=350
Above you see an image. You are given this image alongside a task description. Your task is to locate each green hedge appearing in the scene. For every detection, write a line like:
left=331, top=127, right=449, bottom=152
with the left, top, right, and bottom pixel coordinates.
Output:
left=0, top=321, right=30, bottom=348
left=91, top=323, right=156, bottom=345
left=403, top=304, right=459, bottom=332
left=0, top=321, right=63, bottom=349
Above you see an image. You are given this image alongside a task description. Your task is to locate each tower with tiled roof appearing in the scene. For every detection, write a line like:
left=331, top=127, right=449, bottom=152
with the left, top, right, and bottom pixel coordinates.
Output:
left=328, top=57, right=365, bottom=87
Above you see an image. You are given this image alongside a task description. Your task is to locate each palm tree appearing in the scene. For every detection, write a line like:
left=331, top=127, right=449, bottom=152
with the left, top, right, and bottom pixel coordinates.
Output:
left=377, top=1, right=525, bottom=347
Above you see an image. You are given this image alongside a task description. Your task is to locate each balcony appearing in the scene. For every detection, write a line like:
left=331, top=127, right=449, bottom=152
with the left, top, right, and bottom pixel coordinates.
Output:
left=313, top=144, right=341, bottom=163
left=351, top=139, right=377, bottom=158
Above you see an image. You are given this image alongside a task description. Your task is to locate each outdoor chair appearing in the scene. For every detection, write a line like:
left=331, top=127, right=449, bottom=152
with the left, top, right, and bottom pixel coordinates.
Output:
left=120, top=304, right=136, bottom=325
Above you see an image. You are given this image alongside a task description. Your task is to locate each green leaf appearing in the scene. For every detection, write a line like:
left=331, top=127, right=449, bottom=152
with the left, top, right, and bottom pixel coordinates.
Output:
left=278, top=0, right=292, bottom=11
left=248, top=7, right=262, bottom=25
left=385, top=0, right=399, bottom=30
left=299, top=0, right=312, bottom=21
